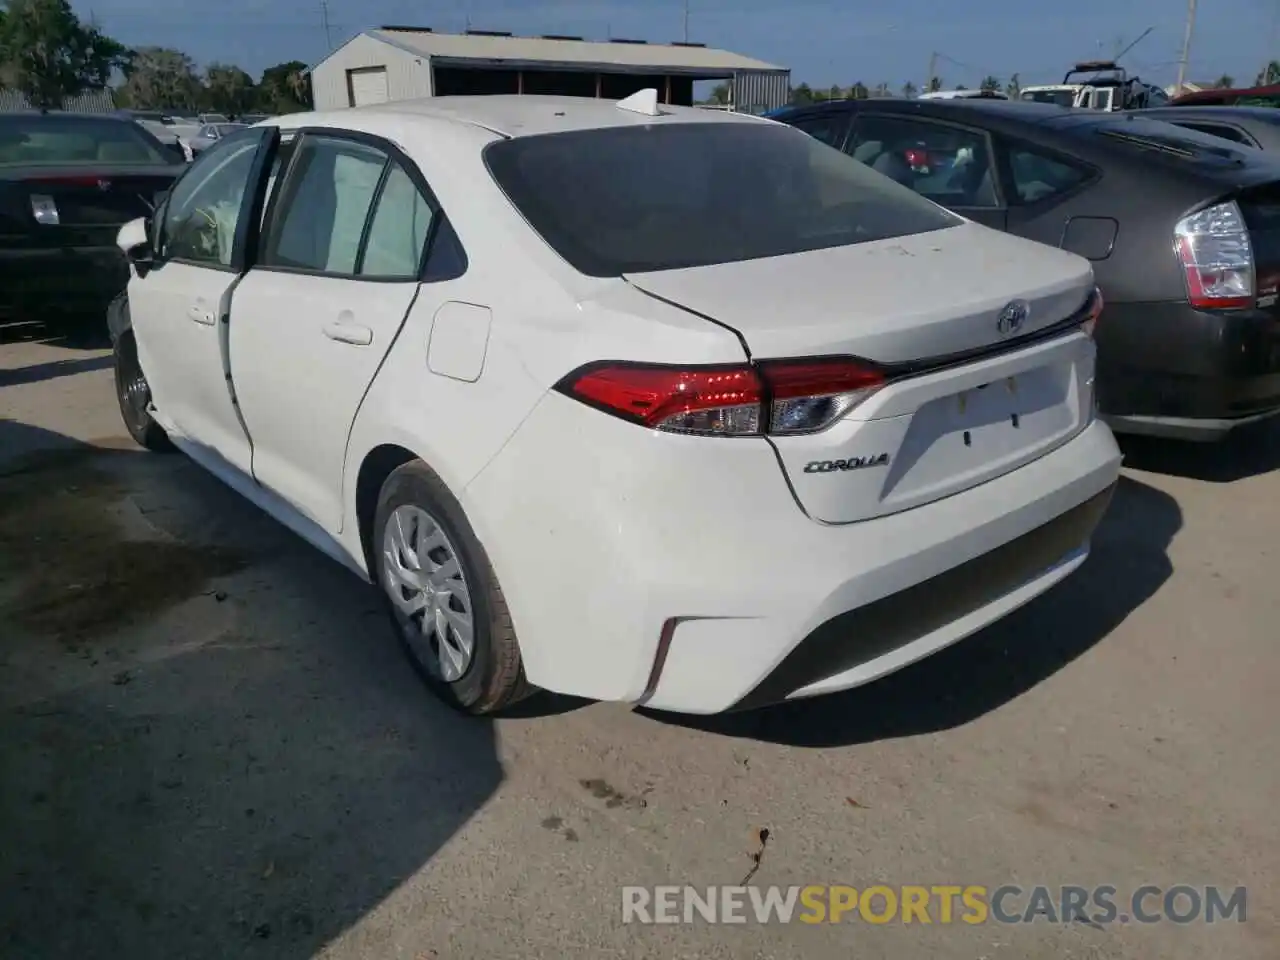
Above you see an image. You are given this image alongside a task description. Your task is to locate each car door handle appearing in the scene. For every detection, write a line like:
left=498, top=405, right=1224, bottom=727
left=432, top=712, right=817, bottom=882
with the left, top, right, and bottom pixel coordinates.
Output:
left=187, top=304, right=216, bottom=325
left=322, top=320, right=373, bottom=346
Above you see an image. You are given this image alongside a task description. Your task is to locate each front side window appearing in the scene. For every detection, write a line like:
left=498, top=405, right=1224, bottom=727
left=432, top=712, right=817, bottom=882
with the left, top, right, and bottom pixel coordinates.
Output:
left=161, top=133, right=262, bottom=266
left=484, top=121, right=959, bottom=277
left=263, top=135, right=387, bottom=274
left=1007, top=145, right=1091, bottom=204
left=846, top=115, right=999, bottom=209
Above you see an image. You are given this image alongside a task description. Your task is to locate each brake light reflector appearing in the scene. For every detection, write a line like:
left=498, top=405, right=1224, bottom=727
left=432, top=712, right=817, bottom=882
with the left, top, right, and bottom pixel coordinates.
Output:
left=556, top=357, right=887, bottom=437
left=759, top=357, right=886, bottom=434
left=1081, top=286, right=1103, bottom=337
left=1174, top=201, right=1254, bottom=309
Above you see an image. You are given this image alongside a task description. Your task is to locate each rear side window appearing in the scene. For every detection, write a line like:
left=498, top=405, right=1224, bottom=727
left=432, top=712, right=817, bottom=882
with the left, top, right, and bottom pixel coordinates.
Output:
left=789, top=113, right=850, bottom=149
left=0, top=116, right=171, bottom=166
left=1095, top=119, right=1256, bottom=165
left=263, top=135, right=387, bottom=274
left=1166, top=121, right=1254, bottom=145
left=484, top=122, right=960, bottom=277
left=1007, top=145, right=1091, bottom=203
left=846, top=115, right=999, bottom=209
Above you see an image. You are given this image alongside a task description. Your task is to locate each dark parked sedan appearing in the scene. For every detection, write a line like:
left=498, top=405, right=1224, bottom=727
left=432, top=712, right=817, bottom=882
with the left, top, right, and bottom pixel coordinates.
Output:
left=772, top=97, right=1280, bottom=440
left=1, top=112, right=184, bottom=322
left=1127, top=105, right=1280, bottom=151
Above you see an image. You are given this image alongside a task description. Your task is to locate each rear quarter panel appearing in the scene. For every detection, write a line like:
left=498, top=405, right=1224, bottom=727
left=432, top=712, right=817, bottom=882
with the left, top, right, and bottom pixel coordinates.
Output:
left=1003, top=138, right=1212, bottom=303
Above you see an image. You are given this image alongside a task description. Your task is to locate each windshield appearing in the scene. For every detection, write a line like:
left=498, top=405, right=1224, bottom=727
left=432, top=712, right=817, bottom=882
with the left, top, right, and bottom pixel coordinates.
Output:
left=484, top=122, right=961, bottom=277
left=1022, top=89, right=1077, bottom=108
left=0, top=115, right=173, bottom=166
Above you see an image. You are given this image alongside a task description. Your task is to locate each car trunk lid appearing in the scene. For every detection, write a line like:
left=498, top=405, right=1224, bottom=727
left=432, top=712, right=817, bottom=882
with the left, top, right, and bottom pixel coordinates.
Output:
left=1, top=165, right=178, bottom=246
left=624, top=223, right=1100, bottom=523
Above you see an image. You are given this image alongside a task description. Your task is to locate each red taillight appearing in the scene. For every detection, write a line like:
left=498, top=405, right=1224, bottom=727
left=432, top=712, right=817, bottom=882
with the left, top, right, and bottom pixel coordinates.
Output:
left=1174, top=200, right=1255, bottom=310
left=556, top=358, right=886, bottom=437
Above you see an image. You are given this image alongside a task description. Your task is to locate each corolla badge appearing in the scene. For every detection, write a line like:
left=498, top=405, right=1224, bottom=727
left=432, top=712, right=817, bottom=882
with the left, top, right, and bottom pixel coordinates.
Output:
left=996, top=299, right=1029, bottom=337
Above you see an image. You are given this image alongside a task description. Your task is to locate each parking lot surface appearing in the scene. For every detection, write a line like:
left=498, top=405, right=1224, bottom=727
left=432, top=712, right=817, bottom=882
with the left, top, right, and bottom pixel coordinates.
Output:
left=2, top=316, right=1277, bottom=960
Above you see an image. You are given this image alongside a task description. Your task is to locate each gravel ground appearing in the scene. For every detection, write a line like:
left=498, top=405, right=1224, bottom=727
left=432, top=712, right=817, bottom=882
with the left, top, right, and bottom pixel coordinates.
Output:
left=2, top=315, right=1276, bottom=960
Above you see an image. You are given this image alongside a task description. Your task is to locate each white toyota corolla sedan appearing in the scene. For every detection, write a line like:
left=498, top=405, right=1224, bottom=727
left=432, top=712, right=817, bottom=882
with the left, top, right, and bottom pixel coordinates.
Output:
left=109, top=91, right=1122, bottom=716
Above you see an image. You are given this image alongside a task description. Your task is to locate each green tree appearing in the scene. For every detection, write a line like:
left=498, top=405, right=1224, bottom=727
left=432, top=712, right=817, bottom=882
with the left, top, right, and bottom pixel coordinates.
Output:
left=1214, top=74, right=1234, bottom=89
left=980, top=75, right=1001, bottom=93
left=259, top=59, right=312, bottom=113
left=1006, top=72, right=1021, bottom=98
left=789, top=82, right=815, bottom=106
left=117, top=46, right=202, bottom=110
left=705, top=81, right=730, bottom=105
left=927, top=75, right=942, bottom=92
left=872, top=82, right=892, bottom=97
left=0, top=0, right=129, bottom=109
left=204, top=62, right=255, bottom=115
left=954, top=83, right=967, bottom=91
left=849, top=81, right=869, bottom=99
left=1256, top=61, right=1280, bottom=85
left=901, top=80, right=918, bottom=98
left=827, top=83, right=843, bottom=101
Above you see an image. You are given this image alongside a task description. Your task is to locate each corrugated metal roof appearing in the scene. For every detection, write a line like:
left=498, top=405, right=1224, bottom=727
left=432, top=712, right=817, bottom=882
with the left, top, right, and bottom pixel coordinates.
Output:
left=0, top=89, right=117, bottom=113
left=360, top=28, right=784, bottom=73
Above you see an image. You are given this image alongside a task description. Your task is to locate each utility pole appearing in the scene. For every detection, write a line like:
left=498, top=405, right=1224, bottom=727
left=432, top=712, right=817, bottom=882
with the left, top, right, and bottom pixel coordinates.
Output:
left=683, top=0, right=690, bottom=43
left=320, top=0, right=332, bottom=51
left=1175, top=0, right=1197, bottom=94
left=927, top=51, right=938, bottom=90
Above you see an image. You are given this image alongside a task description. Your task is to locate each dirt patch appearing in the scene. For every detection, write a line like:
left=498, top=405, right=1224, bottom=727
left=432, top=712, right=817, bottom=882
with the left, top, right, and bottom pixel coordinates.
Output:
left=0, top=447, right=247, bottom=644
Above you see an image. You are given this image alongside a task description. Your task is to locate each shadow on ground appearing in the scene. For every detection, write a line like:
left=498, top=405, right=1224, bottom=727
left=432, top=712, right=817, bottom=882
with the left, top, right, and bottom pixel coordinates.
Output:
left=1, top=312, right=112, bottom=351
left=1118, top=418, right=1280, bottom=483
left=645, top=475, right=1180, bottom=747
left=0, top=420, right=501, bottom=960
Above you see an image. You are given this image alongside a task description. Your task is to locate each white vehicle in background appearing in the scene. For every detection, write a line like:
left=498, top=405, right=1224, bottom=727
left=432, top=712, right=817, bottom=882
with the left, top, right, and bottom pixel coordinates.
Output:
left=1020, top=60, right=1170, bottom=111
left=109, top=91, right=1120, bottom=717
left=917, top=89, right=1008, bottom=100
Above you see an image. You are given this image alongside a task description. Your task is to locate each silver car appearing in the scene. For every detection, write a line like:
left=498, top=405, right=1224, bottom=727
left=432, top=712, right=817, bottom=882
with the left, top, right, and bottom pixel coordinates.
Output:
left=188, top=122, right=247, bottom=155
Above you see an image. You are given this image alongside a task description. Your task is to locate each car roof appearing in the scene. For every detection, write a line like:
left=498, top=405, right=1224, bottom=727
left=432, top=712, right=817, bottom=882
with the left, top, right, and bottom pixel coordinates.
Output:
left=772, top=97, right=1073, bottom=127
left=285, top=94, right=772, bottom=139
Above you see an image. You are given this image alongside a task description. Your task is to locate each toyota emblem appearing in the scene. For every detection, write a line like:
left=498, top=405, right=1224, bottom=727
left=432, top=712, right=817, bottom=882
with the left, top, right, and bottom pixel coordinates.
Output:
left=996, top=300, right=1029, bottom=337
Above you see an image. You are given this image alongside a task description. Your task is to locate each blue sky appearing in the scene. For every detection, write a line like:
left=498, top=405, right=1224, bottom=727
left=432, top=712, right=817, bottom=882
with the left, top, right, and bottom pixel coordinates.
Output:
left=78, top=0, right=1279, bottom=90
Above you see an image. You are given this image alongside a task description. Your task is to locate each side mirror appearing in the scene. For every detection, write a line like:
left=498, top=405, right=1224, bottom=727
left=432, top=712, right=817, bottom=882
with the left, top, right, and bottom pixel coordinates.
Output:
left=117, top=216, right=148, bottom=258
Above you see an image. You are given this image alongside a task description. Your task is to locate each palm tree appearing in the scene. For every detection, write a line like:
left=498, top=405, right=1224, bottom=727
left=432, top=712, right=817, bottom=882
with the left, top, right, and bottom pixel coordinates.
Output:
left=849, top=81, right=869, bottom=100
left=980, top=75, right=1001, bottom=93
left=1006, top=72, right=1021, bottom=98
left=927, top=76, right=942, bottom=92
left=1214, top=74, right=1235, bottom=89
left=1256, top=61, right=1280, bottom=85
left=901, top=80, right=918, bottom=98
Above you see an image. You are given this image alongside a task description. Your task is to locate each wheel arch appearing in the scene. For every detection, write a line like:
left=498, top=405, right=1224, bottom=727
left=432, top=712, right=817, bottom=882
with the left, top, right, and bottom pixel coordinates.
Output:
left=106, top=292, right=133, bottom=346
left=354, top=443, right=420, bottom=573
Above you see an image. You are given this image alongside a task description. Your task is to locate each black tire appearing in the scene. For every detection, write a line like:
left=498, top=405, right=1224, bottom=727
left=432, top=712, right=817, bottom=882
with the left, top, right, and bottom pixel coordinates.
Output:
left=113, top=332, right=174, bottom=452
left=373, top=460, right=532, bottom=715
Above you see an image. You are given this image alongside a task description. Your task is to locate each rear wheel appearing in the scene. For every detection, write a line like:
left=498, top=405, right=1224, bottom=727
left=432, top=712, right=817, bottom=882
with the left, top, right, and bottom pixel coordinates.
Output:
left=373, top=460, right=531, bottom=715
left=113, top=333, right=174, bottom=452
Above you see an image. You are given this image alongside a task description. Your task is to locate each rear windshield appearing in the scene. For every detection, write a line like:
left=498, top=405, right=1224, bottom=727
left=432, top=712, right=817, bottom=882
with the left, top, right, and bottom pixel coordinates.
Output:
left=0, top=116, right=172, bottom=166
left=1094, top=118, right=1258, bottom=164
left=484, top=121, right=961, bottom=276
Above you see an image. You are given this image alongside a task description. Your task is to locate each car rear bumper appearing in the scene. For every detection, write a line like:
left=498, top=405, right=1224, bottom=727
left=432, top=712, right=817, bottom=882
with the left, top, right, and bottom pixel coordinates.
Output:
left=465, top=391, right=1122, bottom=715
left=1096, top=299, right=1280, bottom=440
left=0, top=244, right=130, bottom=312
